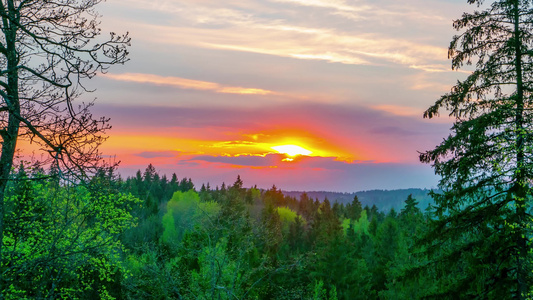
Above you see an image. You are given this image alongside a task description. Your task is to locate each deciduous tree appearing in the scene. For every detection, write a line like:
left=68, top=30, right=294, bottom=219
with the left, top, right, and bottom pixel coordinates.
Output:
left=0, top=0, right=129, bottom=293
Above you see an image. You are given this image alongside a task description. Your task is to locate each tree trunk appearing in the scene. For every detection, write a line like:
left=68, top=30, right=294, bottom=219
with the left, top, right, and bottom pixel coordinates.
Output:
left=512, top=1, right=527, bottom=298
left=0, top=0, right=20, bottom=294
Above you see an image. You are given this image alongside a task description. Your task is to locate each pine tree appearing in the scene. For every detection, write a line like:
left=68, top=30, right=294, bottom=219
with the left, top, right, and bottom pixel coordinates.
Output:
left=346, top=195, right=363, bottom=221
left=420, top=0, right=533, bottom=298
left=373, top=215, right=400, bottom=293
left=400, top=194, right=420, bottom=217
left=233, top=175, right=244, bottom=190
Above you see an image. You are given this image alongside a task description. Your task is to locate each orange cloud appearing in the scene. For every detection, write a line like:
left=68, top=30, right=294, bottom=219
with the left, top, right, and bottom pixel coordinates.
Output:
left=372, top=105, right=422, bottom=117
left=409, top=64, right=472, bottom=74
left=97, top=126, right=353, bottom=169
left=91, top=103, right=452, bottom=167
left=102, top=73, right=278, bottom=95
left=102, top=73, right=218, bottom=90
left=217, top=87, right=274, bottom=95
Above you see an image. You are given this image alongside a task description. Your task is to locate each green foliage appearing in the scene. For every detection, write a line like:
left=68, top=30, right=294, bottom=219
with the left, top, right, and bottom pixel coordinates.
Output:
left=277, top=206, right=297, bottom=224
left=357, top=210, right=371, bottom=235
left=346, top=195, right=363, bottom=220
left=3, top=179, right=139, bottom=298
left=122, top=214, right=162, bottom=250
left=277, top=206, right=305, bottom=234
left=418, top=0, right=533, bottom=298
left=161, top=208, right=178, bottom=245
left=117, top=166, right=453, bottom=299
left=250, top=187, right=261, bottom=202
left=5, top=164, right=448, bottom=299
left=313, top=280, right=327, bottom=300
left=189, top=237, right=246, bottom=299
left=372, top=216, right=401, bottom=292
left=341, top=218, right=350, bottom=234
left=161, top=190, right=220, bottom=245
left=122, top=247, right=182, bottom=299
left=329, top=285, right=338, bottom=300
left=167, top=189, right=201, bottom=212
left=312, top=280, right=338, bottom=300
left=400, top=194, right=419, bottom=217
left=261, top=204, right=283, bottom=259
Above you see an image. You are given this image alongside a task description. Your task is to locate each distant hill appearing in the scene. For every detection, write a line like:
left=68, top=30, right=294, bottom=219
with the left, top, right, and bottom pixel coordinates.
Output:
left=283, top=188, right=435, bottom=212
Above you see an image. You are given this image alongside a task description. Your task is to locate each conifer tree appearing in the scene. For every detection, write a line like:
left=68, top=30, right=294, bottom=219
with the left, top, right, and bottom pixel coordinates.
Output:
left=400, top=194, right=420, bottom=217
left=420, top=0, right=533, bottom=298
left=346, top=195, right=363, bottom=220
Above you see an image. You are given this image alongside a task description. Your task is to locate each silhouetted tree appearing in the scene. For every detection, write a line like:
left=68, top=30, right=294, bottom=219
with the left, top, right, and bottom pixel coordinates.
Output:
left=0, top=0, right=129, bottom=292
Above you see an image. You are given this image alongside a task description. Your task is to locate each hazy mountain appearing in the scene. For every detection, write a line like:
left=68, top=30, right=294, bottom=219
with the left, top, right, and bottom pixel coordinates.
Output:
left=283, top=188, right=435, bottom=212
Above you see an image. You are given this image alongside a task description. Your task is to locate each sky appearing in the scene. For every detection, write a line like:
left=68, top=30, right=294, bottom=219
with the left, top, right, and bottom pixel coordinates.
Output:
left=74, top=0, right=474, bottom=192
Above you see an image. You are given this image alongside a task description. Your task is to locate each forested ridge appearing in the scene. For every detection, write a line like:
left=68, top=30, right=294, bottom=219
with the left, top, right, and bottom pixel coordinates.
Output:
left=3, top=163, right=431, bottom=299
left=283, top=189, right=434, bottom=212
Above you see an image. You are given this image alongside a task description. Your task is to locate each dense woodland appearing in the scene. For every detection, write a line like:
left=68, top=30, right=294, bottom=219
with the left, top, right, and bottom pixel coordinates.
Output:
left=3, top=163, right=433, bottom=299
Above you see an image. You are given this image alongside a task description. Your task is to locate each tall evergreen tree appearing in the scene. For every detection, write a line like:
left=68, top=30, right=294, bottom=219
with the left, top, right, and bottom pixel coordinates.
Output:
left=400, top=194, right=420, bottom=217
left=420, top=0, right=533, bottom=298
left=346, top=195, right=363, bottom=221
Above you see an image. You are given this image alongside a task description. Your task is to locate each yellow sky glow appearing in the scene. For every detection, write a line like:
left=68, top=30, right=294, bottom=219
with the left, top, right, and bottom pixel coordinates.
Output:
left=271, top=145, right=313, bottom=156
left=101, top=134, right=327, bottom=158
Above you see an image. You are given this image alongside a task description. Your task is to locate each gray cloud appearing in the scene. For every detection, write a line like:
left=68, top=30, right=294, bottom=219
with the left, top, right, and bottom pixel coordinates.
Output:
left=369, top=126, right=417, bottom=136
left=188, top=154, right=281, bottom=167
left=136, top=151, right=180, bottom=158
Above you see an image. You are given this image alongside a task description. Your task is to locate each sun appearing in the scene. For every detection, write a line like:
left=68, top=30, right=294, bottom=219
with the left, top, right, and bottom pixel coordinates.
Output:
left=271, top=145, right=312, bottom=157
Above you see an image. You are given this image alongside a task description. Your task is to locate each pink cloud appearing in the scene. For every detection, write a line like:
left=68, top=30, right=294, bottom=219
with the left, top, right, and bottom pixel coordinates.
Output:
left=102, top=72, right=277, bottom=95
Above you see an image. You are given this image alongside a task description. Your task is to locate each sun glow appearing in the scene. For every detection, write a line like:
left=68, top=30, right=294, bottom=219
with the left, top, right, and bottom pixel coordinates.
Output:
left=271, top=145, right=312, bottom=157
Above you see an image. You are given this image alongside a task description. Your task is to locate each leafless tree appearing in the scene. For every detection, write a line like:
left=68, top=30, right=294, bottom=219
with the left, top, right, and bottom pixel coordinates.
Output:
left=0, top=0, right=129, bottom=291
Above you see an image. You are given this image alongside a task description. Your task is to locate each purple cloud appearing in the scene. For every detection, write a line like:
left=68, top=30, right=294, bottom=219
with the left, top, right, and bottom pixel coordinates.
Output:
left=188, top=154, right=282, bottom=167
left=136, top=151, right=180, bottom=158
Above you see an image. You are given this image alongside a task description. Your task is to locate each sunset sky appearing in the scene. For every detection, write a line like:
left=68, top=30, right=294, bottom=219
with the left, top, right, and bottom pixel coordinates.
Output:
left=79, top=0, right=472, bottom=192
